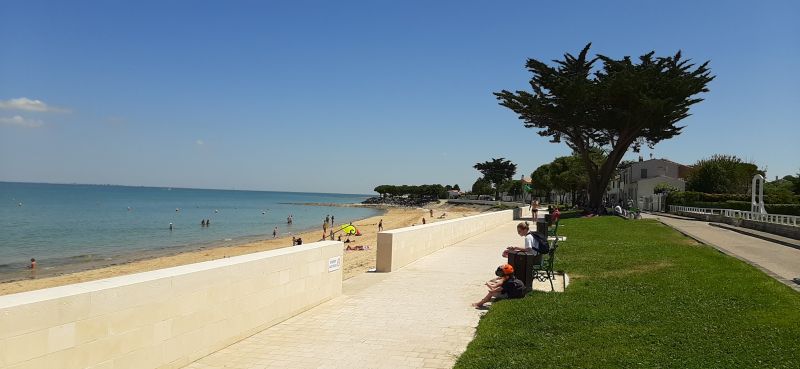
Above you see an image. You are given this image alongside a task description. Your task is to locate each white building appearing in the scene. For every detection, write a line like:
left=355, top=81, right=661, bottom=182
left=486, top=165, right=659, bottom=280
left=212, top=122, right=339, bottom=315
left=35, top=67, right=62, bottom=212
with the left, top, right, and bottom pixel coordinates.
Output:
left=608, top=158, right=692, bottom=209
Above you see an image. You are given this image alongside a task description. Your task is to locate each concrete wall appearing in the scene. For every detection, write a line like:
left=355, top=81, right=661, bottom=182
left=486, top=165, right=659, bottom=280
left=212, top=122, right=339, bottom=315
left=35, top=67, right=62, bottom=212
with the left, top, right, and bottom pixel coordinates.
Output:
left=447, top=199, right=523, bottom=207
left=0, top=241, right=344, bottom=369
left=376, top=210, right=514, bottom=272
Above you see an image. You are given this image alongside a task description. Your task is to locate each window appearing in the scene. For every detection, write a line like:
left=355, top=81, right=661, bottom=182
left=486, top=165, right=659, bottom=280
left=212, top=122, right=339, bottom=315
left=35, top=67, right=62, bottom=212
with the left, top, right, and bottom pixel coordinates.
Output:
left=641, top=168, right=648, bottom=179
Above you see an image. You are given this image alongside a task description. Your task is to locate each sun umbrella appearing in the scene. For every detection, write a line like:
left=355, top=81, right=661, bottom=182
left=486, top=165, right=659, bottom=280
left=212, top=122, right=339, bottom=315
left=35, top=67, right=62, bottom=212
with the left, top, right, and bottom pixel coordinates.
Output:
left=338, top=224, right=358, bottom=235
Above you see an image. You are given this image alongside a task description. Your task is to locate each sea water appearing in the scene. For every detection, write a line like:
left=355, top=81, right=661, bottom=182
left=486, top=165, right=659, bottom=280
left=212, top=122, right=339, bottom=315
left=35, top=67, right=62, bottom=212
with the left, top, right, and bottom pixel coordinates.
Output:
left=0, top=182, right=380, bottom=280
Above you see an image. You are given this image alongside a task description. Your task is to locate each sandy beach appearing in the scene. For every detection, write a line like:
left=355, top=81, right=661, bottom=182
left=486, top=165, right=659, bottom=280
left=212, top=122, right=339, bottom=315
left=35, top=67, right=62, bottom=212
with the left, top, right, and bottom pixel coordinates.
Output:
left=0, top=201, right=490, bottom=296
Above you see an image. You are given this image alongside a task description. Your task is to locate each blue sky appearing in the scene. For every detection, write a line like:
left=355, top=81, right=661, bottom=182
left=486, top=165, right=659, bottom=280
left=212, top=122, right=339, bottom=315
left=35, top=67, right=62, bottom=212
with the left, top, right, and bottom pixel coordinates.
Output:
left=1, top=0, right=798, bottom=194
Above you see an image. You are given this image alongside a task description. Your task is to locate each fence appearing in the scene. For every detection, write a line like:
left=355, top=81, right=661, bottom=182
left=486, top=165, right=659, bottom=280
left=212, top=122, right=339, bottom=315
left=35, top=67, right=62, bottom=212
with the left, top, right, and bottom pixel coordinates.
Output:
left=641, top=194, right=667, bottom=212
left=669, top=205, right=799, bottom=227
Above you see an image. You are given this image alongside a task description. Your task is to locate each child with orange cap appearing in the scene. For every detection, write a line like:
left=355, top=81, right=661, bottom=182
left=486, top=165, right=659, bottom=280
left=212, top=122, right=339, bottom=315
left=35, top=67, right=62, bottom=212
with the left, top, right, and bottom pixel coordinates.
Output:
left=472, top=264, right=526, bottom=308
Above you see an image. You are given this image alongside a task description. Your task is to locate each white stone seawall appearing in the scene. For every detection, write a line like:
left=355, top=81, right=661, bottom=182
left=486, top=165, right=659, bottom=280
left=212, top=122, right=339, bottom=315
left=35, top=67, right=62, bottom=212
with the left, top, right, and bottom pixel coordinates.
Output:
left=0, top=241, right=344, bottom=369
left=376, top=209, right=515, bottom=272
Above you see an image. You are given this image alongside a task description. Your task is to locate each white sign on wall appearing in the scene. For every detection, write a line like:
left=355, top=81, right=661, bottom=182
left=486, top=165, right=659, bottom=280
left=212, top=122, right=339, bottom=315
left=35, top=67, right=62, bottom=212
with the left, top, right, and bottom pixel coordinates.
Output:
left=328, top=256, right=342, bottom=272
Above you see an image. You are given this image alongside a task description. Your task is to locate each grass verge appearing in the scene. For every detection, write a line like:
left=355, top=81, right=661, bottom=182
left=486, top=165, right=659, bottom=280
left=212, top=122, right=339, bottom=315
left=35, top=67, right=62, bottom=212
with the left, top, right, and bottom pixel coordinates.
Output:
left=455, top=217, right=800, bottom=369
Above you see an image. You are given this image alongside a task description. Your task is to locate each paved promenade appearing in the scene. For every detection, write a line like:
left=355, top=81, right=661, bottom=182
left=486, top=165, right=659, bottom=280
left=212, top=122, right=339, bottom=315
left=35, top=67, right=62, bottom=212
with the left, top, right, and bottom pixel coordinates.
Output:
left=185, top=220, right=534, bottom=369
left=643, top=213, right=800, bottom=290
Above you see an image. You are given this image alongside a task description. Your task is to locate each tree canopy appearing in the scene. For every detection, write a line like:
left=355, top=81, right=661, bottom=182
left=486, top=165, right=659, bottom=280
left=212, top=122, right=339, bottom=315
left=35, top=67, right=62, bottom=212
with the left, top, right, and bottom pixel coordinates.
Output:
left=471, top=177, right=494, bottom=196
left=495, top=44, right=714, bottom=210
left=473, top=158, right=517, bottom=199
left=530, top=151, right=605, bottom=205
left=685, top=154, right=763, bottom=194
left=373, top=184, right=448, bottom=198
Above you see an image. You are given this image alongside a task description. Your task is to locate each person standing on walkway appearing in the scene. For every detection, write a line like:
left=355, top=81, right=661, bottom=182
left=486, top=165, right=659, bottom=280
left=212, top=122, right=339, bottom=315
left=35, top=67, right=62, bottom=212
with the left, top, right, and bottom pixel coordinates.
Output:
left=531, top=198, right=540, bottom=220
left=378, top=219, right=384, bottom=232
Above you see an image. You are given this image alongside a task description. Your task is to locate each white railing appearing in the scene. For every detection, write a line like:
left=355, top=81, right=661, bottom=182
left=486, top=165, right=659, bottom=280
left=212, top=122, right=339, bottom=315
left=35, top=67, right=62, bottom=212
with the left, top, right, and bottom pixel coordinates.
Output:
left=669, top=205, right=800, bottom=227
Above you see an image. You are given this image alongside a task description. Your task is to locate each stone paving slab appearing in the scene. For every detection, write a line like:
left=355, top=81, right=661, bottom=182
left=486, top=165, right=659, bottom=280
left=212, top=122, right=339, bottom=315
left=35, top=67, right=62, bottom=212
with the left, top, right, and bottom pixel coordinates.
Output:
left=184, top=220, right=549, bottom=369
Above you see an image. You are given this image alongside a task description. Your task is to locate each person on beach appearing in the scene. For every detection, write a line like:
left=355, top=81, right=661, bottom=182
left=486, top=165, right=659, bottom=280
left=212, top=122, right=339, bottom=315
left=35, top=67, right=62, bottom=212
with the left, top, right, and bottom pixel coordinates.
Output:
left=323, top=221, right=328, bottom=234
left=292, top=236, right=297, bottom=246
left=331, top=215, right=334, bottom=226
left=472, top=264, right=526, bottom=308
left=273, top=226, right=278, bottom=238
left=325, top=214, right=330, bottom=225
left=422, top=217, right=426, bottom=225
left=430, top=209, right=434, bottom=218
left=296, top=237, right=303, bottom=245
left=378, top=219, right=384, bottom=231
left=29, top=258, right=36, bottom=269
left=329, top=230, right=334, bottom=240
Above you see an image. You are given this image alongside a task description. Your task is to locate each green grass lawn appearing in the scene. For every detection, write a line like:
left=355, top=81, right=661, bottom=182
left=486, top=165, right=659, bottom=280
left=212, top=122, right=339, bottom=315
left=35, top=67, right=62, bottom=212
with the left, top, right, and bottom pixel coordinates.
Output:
left=455, top=217, right=800, bottom=369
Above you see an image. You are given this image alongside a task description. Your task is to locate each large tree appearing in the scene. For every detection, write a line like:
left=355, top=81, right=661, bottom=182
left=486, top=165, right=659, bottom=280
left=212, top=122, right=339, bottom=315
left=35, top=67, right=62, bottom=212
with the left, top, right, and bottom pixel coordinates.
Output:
left=686, top=154, right=763, bottom=194
left=471, top=177, right=494, bottom=196
left=473, top=158, right=517, bottom=200
left=495, top=44, right=714, bottom=210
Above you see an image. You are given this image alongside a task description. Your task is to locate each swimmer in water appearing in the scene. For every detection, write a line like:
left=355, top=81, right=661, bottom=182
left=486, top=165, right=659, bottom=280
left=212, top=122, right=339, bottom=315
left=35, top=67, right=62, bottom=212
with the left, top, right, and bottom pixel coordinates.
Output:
left=169, top=222, right=173, bottom=231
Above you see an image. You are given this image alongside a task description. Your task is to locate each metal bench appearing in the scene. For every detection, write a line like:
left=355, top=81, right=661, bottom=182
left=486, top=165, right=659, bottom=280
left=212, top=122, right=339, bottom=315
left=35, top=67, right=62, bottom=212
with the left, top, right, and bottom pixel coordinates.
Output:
left=531, top=237, right=559, bottom=291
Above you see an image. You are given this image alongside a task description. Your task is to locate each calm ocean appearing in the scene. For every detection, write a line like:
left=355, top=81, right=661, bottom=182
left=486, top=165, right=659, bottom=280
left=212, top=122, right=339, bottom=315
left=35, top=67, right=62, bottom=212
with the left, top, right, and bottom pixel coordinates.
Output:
left=0, top=182, right=380, bottom=280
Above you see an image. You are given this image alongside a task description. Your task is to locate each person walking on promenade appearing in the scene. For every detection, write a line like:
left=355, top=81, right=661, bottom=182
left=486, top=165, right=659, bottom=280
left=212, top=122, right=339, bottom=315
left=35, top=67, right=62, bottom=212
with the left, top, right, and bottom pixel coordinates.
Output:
left=531, top=198, right=540, bottom=220
left=378, top=219, right=384, bottom=232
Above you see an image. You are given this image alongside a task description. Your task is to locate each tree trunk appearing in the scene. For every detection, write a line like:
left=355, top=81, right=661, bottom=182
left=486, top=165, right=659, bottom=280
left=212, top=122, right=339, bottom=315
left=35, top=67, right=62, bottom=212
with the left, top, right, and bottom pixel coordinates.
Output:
left=588, top=181, right=605, bottom=211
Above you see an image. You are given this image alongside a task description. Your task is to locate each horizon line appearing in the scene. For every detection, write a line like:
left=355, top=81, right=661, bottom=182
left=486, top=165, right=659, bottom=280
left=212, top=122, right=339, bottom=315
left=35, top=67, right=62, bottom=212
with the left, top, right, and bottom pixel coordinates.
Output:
left=0, top=180, right=375, bottom=197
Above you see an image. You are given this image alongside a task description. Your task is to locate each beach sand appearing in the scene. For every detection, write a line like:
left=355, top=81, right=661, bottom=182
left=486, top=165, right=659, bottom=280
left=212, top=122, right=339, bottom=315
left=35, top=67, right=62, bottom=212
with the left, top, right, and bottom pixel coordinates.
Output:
left=0, top=202, right=490, bottom=296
